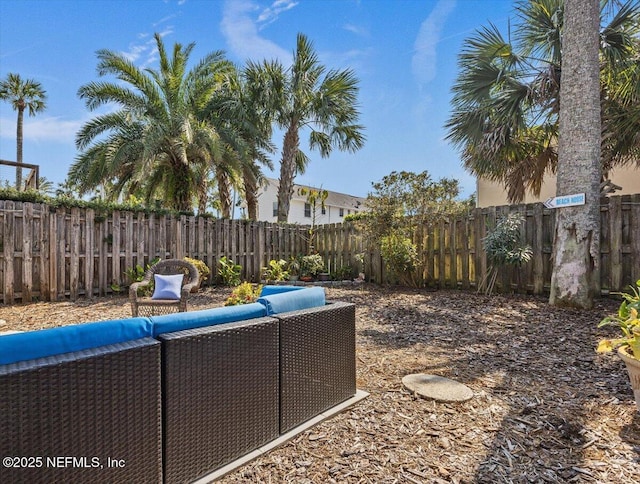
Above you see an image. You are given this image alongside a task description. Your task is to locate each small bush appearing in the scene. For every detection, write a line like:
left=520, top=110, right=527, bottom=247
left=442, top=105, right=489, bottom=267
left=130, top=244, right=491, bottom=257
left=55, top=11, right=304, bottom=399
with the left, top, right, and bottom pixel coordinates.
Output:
left=224, top=282, right=263, bottom=306
left=380, top=234, right=421, bottom=286
left=218, top=256, right=242, bottom=287
left=262, top=259, right=289, bottom=282
left=125, top=257, right=160, bottom=296
left=332, top=265, right=354, bottom=281
left=300, top=254, right=324, bottom=277
left=184, top=257, right=211, bottom=287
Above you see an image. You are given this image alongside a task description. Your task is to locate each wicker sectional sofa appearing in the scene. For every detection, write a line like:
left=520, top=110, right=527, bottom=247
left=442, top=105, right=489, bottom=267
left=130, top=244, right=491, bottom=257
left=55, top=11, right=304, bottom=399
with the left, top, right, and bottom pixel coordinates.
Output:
left=0, top=286, right=358, bottom=484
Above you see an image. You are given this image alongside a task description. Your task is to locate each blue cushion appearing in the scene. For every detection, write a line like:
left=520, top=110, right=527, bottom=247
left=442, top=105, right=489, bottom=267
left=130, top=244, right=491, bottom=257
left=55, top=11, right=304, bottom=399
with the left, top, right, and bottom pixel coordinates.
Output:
left=260, top=285, right=306, bottom=297
left=152, top=274, right=184, bottom=300
left=257, top=287, right=326, bottom=315
left=150, top=302, right=267, bottom=336
left=0, top=317, right=153, bottom=365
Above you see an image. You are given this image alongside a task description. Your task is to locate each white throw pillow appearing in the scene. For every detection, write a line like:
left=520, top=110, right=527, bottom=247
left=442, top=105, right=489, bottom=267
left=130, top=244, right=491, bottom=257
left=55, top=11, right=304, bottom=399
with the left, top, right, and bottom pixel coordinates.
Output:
left=152, top=274, right=184, bottom=300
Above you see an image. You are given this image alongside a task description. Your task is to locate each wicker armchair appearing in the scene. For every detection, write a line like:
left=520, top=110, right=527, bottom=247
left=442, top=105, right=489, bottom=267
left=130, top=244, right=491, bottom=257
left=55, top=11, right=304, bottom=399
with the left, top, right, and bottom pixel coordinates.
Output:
left=130, top=259, right=200, bottom=317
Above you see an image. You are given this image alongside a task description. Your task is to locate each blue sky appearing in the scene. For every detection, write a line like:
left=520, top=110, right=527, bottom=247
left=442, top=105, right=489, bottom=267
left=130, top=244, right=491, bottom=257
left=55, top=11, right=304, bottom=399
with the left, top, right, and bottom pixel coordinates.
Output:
left=0, top=0, right=513, bottom=199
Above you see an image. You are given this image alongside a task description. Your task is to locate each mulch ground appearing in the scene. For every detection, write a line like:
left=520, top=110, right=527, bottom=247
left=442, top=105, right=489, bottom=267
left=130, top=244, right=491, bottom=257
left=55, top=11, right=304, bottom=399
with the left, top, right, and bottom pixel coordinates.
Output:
left=1, top=284, right=639, bottom=483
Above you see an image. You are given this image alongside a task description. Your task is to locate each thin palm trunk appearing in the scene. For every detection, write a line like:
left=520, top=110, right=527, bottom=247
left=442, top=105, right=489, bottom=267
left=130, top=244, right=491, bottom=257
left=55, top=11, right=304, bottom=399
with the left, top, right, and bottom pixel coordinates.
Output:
left=277, top=124, right=299, bottom=222
left=242, top=166, right=259, bottom=221
left=16, top=106, right=24, bottom=190
left=216, top=172, right=232, bottom=219
left=197, top=176, right=208, bottom=215
left=549, top=0, right=601, bottom=308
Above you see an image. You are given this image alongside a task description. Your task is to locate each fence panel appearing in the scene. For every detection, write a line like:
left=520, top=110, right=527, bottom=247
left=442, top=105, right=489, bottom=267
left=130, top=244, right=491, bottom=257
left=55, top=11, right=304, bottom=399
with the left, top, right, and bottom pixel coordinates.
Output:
left=314, top=195, right=639, bottom=294
left=1, top=195, right=639, bottom=302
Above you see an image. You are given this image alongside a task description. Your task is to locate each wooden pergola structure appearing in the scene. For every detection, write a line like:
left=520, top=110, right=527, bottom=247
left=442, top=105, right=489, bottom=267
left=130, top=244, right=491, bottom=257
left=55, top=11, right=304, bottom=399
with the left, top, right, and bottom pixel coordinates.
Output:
left=0, top=159, right=40, bottom=189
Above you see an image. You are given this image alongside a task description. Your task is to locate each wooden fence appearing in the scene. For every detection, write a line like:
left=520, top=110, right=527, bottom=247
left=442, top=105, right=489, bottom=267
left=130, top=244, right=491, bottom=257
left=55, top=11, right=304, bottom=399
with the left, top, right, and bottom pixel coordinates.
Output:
left=1, top=194, right=639, bottom=303
left=315, top=194, right=640, bottom=294
left=0, top=200, right=308, bottom=303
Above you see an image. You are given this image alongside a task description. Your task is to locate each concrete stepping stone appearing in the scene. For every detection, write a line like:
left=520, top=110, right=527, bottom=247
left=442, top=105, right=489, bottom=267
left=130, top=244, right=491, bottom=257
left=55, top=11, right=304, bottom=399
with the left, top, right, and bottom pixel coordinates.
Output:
left=402, top=373, right=473, bottom=402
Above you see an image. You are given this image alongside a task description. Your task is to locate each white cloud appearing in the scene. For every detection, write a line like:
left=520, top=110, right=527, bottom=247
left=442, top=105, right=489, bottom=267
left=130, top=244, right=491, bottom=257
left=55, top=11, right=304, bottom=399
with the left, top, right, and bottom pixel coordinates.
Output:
left=343, top=23, right=369, bottom=37
left=257, top=0, right=298, bottom=26
left=412, top=0, right=456, bottom=86
left=0, top=116, right=81, bottom=144
left=120, top=28, right=174, bottom=68
left=221, top=0, right=292, bottom=63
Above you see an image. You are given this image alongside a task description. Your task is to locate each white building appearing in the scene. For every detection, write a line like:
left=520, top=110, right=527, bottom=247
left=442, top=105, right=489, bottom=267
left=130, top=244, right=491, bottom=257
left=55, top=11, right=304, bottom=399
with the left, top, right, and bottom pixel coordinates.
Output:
left=248, top=177, right=366, bottom=224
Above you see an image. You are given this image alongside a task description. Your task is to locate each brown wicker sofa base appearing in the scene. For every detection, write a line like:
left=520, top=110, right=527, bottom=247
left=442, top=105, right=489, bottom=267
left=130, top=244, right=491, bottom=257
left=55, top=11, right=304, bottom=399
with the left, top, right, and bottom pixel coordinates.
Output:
left=160, top=317, right=281, bottom=484
left=0, top=338, right=163, bottom=484
left=1, top=298, right=360, bottom=484
left=160, top=301, right=358, bottom=484
left=278, top=301, right=356, bottom=433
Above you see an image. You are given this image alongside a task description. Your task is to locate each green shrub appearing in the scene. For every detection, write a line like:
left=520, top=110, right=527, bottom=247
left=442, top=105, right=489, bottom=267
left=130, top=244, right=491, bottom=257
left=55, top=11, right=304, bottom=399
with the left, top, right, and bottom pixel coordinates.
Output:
left=125, top=257, right=160, bottom=296
left=380, top=234, right=420, bottom=287
left=598, top=279, right=640, bottom=359
left=332, top=265, right=354, bottom=281
left=478, top=212, right=532, bottom=295
left=224, top=282, right=263, bottom=306
left=262, top=259, right=289, bottom=282
left=184, top=257, right=211, bottom=287
left=300, top=254, right=324, bottom=277
left=218, top=256, right=242, bottom=287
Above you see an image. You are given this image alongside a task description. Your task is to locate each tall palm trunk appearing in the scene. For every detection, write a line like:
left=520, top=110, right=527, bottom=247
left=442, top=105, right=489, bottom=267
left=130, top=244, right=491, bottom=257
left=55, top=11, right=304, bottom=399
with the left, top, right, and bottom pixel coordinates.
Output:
left=277, top=124, right=299, bottom=222
left=549, top=0, right=601, bottom=308
left=16, top=104, right=24, bottom=190
left=197, top=176, right=208, bottom=215
left=216, top=171, right=232, bottom=219
left=242, top=166, right=259, bottom=221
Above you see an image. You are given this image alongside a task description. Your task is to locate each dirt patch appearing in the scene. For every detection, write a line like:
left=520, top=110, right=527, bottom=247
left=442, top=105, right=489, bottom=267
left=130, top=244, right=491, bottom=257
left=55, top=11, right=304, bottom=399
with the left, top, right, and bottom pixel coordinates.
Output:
left=1, top=285, right=638, bottom=483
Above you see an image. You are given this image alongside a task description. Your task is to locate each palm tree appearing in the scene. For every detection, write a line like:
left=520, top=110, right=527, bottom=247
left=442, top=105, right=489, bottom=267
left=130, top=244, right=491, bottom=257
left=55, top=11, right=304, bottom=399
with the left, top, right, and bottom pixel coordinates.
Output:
left=204, top=65, right=275, bottom=220
left=445, top=0, right=640, bottom=203
left=0, top=73, right=47, bottom=191
left=70, top=33, right=235, bottom=212
left=251, top=33, right=365, bottom=222
left=549, top=0, right=601, bottom=309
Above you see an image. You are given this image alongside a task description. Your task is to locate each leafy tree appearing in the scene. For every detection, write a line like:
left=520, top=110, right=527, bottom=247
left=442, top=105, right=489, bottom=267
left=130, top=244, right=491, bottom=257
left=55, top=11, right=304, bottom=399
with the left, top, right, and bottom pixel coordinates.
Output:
left=355, top=171, right=472, bottom=286
left=70, top=33, right=235, bottom=212
left=250, top=33, right=365, bottom=222
left=445, top=0, right=640, bottom=203
left=0, top=73, right=47, bottom=191
left=549, top=0, right=601, bottom=308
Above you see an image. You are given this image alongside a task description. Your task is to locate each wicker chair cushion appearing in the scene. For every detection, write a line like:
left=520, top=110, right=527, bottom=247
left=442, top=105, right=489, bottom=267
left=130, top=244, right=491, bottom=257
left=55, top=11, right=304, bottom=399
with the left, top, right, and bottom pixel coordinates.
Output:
left=0, top=317, right=153, bottom=365
left=150, top=302, right=267, bottom=336
left=260, top=285, right=306, bottom=297
left=152, top=274, right=184, bottom=300
left=257, top=287, right=326, bottom=315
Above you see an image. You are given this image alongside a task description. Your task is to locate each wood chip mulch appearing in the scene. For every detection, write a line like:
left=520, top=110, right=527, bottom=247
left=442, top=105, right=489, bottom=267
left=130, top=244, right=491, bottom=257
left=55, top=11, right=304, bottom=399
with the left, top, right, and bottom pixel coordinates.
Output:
left=1, top=284, right=639, bottom=483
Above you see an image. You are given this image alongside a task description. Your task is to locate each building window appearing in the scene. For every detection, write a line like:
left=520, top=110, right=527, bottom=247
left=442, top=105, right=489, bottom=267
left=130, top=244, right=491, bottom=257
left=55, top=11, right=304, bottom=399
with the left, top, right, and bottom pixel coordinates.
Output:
left=321, top=206, right=326, bottom=215
left=347, top=209, right=351, bottom=214
left=304, top=203, right=311, bottom=218
left=339, top=208, right=344, bottom=217
left=272, top=202, right=278, bottom=217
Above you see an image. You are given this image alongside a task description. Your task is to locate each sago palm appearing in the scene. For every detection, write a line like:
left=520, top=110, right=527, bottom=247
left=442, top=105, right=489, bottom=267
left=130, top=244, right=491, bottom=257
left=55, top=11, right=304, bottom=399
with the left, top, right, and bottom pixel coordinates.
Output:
left=445, top=0, right=640, bottom=203
left=71, top=33, right=235, bottom=211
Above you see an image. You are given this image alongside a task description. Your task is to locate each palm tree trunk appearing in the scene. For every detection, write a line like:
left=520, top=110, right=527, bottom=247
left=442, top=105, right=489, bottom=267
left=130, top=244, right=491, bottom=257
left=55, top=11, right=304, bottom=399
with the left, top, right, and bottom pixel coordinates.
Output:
left=549, top=0, right=601, bottom=308
left=197, top=176, right=208, bottom=215
left=243, top=166, right=259, bottom=221
left=277, top=124, right=299, bottom=223
left=16, top=106, right=24, bottom=191
left=217, top=172, right=232, bottom=219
